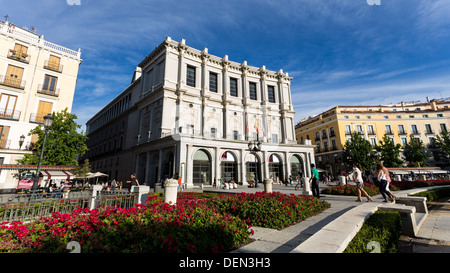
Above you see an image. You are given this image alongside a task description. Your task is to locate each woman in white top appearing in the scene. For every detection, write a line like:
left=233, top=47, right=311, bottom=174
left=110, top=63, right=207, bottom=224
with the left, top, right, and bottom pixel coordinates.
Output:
left=353, top=163, right=373, bottom=202
left=376, top=162, right=395, bottom=202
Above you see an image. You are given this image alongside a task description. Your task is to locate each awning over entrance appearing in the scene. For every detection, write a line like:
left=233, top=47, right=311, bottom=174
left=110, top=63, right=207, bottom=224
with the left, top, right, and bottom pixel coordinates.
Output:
left=40, top=170, right=73, bottom=180
left=0, top=164, right=75, bottom=171
left=388, top=168, right=449, bottom=175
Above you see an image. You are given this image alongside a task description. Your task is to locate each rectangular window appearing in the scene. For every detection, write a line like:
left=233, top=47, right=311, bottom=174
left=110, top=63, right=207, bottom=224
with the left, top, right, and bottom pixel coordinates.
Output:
left=43, top=74, right=58, bottom=92
left=230, top=78, right=238, bottom=97
left=0, top=126, right=11, bottom=148
left=272, top=134, right=278, bottom=143
left=385, top=125, right=392, bottom=134
left=440, top=123, right=448, bottom=133
left=211, top=128, right=216, bottom=138
left=331, top=139, right=337, bottom=150
left=4, top=65, right=24, bottom=88
left=345, top=125, right=352, bottom=134
left=46, top=55, right=61, bottom=71
left=425, top=124, right=433, bottom=134
left=411, top=124, right=419, bottom=134
left=0, top=93, right=18, bottom=118
left=35, top=101, right=53, bottom=123
left=356, top=125, right=363, bottom=134
left=368, top=125, right=375, bottom=134
left=401, top=138, right=407, bottom=147
left=186, top=65, right=196, bottom=87
left=209, top=72, right=217, bottom=93
left=398, top=125, right=405, bottom=134
left=267, top=85, right=275, bottom=103
left=330, top=127, right=335, bottom=137
left=233, top=130, right=238, bottom=140
left=370, top=138, right=377, bottom=146
left=249, top=82, right=257, bottom=100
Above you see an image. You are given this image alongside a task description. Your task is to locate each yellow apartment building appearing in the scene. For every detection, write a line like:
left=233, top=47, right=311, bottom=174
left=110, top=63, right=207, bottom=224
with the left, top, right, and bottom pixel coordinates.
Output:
left=0, top=20, right=82, bottom=192
left=295, top=99, right=450, bottom=175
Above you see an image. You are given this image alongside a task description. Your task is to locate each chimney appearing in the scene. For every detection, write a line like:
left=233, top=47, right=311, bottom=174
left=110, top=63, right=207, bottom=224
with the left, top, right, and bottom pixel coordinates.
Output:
left=430, top=99, right=438, bottom=111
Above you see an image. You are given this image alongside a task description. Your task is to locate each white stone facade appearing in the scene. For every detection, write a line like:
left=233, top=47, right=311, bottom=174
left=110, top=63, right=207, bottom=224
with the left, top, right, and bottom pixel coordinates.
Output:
left=84, top=37, right=315, bottom=188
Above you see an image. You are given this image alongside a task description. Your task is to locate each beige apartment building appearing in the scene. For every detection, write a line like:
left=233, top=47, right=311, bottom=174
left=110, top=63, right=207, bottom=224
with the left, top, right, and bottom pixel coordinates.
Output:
left=295, top=99, right=450, bottom=175
left=0, top=20, right=82, bottom=192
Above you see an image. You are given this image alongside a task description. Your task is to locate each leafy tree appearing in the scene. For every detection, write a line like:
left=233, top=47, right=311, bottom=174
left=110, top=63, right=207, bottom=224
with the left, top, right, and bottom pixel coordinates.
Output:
left=434, top=130, right=450, bottom=165
left=73, top=158, right=91, bottom=180
left=342, top=132, right=379, bottom=171
left=17, top=109, right=88, bottom=166
left=403, top=135, right=431, bottom=167
left=375, top=134, right=404, bottom=167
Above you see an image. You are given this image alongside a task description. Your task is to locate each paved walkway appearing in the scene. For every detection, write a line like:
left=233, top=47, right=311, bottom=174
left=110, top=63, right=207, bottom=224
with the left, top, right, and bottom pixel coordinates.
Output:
left=202, top=182, right=450, bottom=253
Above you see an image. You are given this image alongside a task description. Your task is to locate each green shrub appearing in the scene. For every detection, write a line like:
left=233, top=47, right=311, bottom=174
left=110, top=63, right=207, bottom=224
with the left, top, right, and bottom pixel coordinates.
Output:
left=344, top=211, right=401, bottom=253
left=412, top=186, right=450, bottom=202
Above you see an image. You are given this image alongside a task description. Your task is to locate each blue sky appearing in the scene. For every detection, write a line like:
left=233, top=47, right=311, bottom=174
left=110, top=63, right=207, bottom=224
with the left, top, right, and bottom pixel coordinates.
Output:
left=2, top=0, right=450, bottom=132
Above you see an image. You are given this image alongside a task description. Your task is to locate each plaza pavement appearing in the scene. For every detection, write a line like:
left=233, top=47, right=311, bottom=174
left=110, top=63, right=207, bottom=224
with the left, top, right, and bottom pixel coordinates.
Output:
left=200, top=181, right=450, bottom=253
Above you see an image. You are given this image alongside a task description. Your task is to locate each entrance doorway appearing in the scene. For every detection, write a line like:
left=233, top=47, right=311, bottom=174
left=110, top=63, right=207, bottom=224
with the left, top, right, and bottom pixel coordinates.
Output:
left=221, top=151, right=238, bottom=183
left=193, top=149, right=211, bottom=185
left=269, top=154, right=283, bottom=181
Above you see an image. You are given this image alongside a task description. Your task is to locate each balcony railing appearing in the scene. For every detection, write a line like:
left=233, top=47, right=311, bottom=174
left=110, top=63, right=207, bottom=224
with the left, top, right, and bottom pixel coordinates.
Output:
left=0, top=108, right=21, bottom=120
left=7, top=49, right=30, bottom=64
left=0, top=75, right=26, bottom=89
left=44, top=60, right=63, bottom=73
left=30, top=113, right=46, bottom=123
left=398, top=130, right=407, bottom=135
left=37, top=84, right=60, bottom=97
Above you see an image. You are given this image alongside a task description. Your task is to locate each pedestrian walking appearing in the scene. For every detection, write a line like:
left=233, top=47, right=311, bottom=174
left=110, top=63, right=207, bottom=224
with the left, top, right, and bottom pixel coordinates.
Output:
left=309, top=163, right=320, bottom=199
left=382, top=164, right=397, bottom=201
left=353, top=163, right=372, bottom=202
left=376, top=162, right=394, bottom=202
left=178, top=175, right=183, bottom=192
left=126, top=173, right=139, bottom=192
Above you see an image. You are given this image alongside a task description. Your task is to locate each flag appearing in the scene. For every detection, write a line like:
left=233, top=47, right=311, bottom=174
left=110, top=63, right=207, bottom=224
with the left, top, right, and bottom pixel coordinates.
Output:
left=254, top=120, right=259, bottom=135
left=246, top=121, right=249, bottom=132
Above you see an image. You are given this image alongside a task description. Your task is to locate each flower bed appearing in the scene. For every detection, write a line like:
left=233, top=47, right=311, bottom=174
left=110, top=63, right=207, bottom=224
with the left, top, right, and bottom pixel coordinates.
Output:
left=204, top=192, right=330, bottom=230
left=0, top=191, right=330, bottom=253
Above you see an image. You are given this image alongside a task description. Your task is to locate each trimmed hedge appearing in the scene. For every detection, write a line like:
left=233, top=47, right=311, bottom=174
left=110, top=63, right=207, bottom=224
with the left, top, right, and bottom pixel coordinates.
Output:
left=412, top=186, right=450, bottom=202
left=344, top=211, right=401, bottom=253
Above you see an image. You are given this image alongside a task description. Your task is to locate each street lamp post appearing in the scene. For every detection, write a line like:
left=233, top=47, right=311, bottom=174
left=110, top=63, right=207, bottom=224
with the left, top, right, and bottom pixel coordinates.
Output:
left=248, top=139, right=261, bottom=188
left=32, top=114, right=54, bottom=190
left=18, top=135, right=25, bottom=150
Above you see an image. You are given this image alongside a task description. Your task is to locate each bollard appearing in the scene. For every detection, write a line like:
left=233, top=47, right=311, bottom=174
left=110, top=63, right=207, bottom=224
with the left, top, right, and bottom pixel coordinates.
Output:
left=89, top=185, right=103, bottom=210
left=339, top=175, right=346, bottom=186
left=164, top=179, right=178, bottom=204
left=133, top=186, right=150, bottom=205
left=302, top=177, right=312, bottom=196
left=263, top=178, right=273, bottom=193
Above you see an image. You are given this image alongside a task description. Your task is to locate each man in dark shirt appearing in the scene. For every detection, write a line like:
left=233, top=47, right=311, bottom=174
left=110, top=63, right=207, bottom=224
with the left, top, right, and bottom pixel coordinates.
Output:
left=126, top=173, right=139, bottom=192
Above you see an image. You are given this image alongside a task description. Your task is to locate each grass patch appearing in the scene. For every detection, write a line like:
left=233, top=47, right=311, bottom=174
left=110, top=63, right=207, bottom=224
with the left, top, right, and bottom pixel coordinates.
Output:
left=344, top=210, right=402, bottom=253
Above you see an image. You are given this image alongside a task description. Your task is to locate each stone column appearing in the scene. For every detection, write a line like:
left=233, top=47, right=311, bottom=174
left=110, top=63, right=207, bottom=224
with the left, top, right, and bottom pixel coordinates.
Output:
left=302, top=177, right=312, bottom=196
